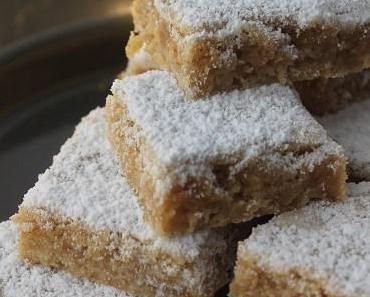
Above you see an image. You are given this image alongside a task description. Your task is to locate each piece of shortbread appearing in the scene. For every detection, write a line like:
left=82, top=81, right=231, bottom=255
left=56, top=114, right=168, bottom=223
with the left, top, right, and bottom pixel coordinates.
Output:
left=13, top=108, right=241, bottom=297
left=230, top=182, right=370, bottom=297
left=0, top=221, right=131, bottom=297
left=127, top=0, right=370, bottom=98
left=107, top=70, right=347, bottom=237
left=123, top=49, right=370, bottom=115
left=317, top=99, right=370, bottom=181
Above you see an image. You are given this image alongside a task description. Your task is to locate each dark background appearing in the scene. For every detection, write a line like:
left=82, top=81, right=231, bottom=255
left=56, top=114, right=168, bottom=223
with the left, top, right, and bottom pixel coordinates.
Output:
left=0, top=0, right=131, bottom=221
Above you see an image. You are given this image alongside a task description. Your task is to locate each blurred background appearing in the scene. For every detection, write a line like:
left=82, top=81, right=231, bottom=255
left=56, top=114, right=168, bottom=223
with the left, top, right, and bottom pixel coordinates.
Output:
left=0, top=0, right=132, bottom=221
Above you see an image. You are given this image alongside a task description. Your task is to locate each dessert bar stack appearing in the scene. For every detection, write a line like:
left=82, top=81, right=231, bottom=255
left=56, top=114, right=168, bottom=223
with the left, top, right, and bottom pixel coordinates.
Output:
left=1, top=1, right=370, bottom=297
left=13, top=109, right=243, bottom=297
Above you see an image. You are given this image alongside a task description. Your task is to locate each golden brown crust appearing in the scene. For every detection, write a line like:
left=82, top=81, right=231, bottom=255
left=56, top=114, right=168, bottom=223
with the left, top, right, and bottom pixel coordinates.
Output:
left=13, top=209, right=232, bottom=297
left=106, top=95, right=347, bottom=237
left=229, top=250, right=345, bottom=297
left=128, top=0, right=370, bottom=99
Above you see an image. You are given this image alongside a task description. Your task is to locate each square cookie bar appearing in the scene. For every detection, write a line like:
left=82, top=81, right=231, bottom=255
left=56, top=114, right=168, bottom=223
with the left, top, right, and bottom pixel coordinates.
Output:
left=230, top=182, right=370, bottom=297
left=127, top=0, right=370, bottom=98
left=107, top=70, right=347, bottom=237
left=121, top=46, right=370, bottom=116
left=317, top=99, right=370, bottom=182
left=125, top=48, right=370, bottom=115
left=0, top=221, right=130, bottom=297
left=13, top=108, right=241, bottom=297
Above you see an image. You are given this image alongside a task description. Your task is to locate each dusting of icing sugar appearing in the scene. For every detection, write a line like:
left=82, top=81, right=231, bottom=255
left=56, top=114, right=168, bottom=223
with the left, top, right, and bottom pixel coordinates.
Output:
left=131, top=46, right=154, bottom=66
left=317, top=99, right=370, bottom=181
left=0, top=221, right=129, bottom=297
left=129, top=45, right=152, bottom=66
left=242, top=182, right=370, bottom=297
left=111, top=71, right=343, bottom=169
left=126, top=45, right=157, bottom=75
left=154, top=0, right=370, bottom=34
left=20, top=108, right=228, bottom=260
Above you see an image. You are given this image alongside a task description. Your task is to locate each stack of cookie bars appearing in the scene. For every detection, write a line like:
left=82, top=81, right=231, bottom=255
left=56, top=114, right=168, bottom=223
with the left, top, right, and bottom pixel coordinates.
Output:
left=2, top=1, right=370, bottom=297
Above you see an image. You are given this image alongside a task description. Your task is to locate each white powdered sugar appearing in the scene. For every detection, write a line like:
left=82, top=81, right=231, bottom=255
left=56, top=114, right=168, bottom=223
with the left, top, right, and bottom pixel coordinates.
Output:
left=20, top=108, right=227, bottom=260
left=127, top=45, right=156, bottom=72
left=0, top=221, right=129, bottom=297
left=111, top=71, right=343, bottom=169
left=242, top=182, right=370, bottom=296
left=317, top=99, right=370, bottom=181
left=155, top=0, right=370, bottom=34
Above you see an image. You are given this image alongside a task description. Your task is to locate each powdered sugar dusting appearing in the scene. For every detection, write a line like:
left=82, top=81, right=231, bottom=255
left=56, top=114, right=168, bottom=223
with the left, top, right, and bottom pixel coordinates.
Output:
left=126, top=45, right=156, bottom=75
left=0, top=221, right=129, bottom=297
left=155, top=0, right=370, bottom=34
left=111, top=71, right=343, bottom=169
left=20, top=108, right=227, bottom=259
left=317, top=99, right=370, bottom=181
left=242, top=182, right=370, bottom=296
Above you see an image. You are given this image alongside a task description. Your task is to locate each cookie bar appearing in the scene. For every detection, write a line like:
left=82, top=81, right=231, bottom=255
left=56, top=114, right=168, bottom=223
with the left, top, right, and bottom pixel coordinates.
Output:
left=123, top=47, right=370, bottom=115
left=0, top=221, right=130, bottom=297
left=317, top=99, right=370, bottom=181
left=13, top=108, right=241, bottom=297
left=127, top=0, right=370, bottom=98
left=295, top=69, right=370, bottom=115
left=229, top=182, right=370, bottom=297
left=107, top=70, right=347, bottom=237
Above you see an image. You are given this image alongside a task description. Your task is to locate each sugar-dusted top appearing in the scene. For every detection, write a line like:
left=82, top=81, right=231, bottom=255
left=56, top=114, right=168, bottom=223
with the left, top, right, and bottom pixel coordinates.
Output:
left=0, top=221, right=129, bottom=297
left=317, top=99, right=370, bottom=180
left=20, top=108, right=228, bottom=260
left=242, top=182, right=370, bottom=296
left=112, top=71, right=341, bottom=167
left=155, top=0, right=370, bottom=34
